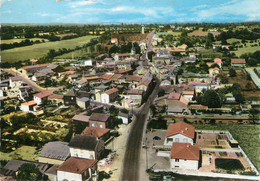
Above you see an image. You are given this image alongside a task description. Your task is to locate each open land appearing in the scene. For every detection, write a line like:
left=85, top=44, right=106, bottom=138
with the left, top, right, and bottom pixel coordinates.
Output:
left=1, top=35, right=98, bottom=63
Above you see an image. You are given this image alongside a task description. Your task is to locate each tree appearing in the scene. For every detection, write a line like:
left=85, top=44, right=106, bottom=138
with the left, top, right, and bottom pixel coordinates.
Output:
left=229, top=68, right=236, bottom=77
left=218, top=74, right=229, bottom=84
left=17, top=164, right=45, bottom=181
left=197, top=90, right=221, bottom=108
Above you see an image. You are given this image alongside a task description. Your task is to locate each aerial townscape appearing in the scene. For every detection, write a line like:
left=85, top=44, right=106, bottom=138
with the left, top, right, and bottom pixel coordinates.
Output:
left=1, top=0, right=260, bottom=181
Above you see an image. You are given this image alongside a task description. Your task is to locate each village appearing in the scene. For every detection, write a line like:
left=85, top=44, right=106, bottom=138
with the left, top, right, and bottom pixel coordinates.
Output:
left=1, top=23, right=260, bottom=181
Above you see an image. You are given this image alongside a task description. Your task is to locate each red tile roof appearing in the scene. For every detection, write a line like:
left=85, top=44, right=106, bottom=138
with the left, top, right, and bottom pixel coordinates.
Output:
left=34, top=90, right=53, bottom=98
left=166, top=122, right=195, bottom=139
left=231, top=59, right=246, bottom=64
left=81, top=127, right=110, bottom=138
left=137, top=80, right=151, bottom=87
left=168, top=92, right=181, bottom=100
left=105, top=88, right=119, bottom=95
left=127, top=89, right=144, bottom=95
left=22, top=64, right=48, bottom=70
left=171, top=143, right=200, bottom=160
left=58, top=157, right=97, bottom=174
left=48, top=94, right=64, bottom=99
left=10, top=76, right=23, bottom=81
left=214, top=58, right=222, bottom=64
left=21, top=100, right=37, bottom=106
left=30, top=59, right=38, bottom=63
left=72, top=115, right=90, bottom=123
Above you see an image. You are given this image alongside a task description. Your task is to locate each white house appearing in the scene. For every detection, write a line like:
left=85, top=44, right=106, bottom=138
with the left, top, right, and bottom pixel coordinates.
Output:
left=164, top=122, right=195, bottom=146
left=170, top=143, right=200, bottom=170
left=68, top=135, right=104, bottom=160
left=182, top=91, right=194, bottom=102
left=118, top=112, right=129, bottom=124
left=20, top=100, right=37, bottom=112
left=136, top=80, right=151, bottom=91
left=101, top=88, right=119, bottom=104
left=33, top=90, right=53, bottom=105
left=57, top=157, right=97, bottom=181
left=9, top=76, right=23, bottom=89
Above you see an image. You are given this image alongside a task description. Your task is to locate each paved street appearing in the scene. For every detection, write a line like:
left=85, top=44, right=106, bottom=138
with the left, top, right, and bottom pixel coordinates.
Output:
left=121, top=77, right=160, bottom=181
left=2, top=68, right=63, bottom=92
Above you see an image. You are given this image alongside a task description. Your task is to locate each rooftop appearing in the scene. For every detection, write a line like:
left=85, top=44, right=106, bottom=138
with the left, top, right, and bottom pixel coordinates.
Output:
left=34, top=90, right=53, bottom=98
left=68, top=135, right=100, bottom=150
left=171, top=143, right=200, bottom=160
left=168, top=92, right=181, bottom=100
left=231, top=59, right=246, bottom=64
left=58, top=157, right=97, bottom=174
left=81, top=127, right=110, bottom=138
left=166, top=122, right=195, bottom=139
left=39, top=142, right=70, bottom=161
left=89, top=113, right=110, bottom=122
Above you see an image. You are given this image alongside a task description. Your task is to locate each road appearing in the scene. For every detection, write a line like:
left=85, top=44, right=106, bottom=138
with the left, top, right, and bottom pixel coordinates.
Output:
left=2, top=68, right=62, bottom=92
left=140, top=30, right=155, bottom=63
left=121, top=77, right=160, bottom=181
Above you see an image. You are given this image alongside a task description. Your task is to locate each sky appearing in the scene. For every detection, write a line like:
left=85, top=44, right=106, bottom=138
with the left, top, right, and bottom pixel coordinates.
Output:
left=1, top=0, right=260, bottom=24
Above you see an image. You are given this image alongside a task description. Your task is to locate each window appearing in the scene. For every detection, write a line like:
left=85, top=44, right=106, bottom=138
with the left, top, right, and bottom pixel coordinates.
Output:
left=91, top=123, right=95, bottom=127
left=167, top=138, right=173, bottom=143
left=100, top=125, right=103, bottom=128
left=175, top=159, right=179, bottom=162
left=184, top=159, right=187, bottom=161
left=175, top=166, right=179, bottom=168
left=183, top=138, right=188, bottom=143
left=175, top=138, right=179, bottom=142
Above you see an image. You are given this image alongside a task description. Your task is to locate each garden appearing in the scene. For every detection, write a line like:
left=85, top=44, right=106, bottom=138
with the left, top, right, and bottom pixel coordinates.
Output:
left=215, top=158, right=244, bottom=171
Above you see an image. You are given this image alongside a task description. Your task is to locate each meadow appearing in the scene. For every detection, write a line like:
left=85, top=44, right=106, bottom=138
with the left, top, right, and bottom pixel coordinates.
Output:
left=1, top=35, right=98, bottom=63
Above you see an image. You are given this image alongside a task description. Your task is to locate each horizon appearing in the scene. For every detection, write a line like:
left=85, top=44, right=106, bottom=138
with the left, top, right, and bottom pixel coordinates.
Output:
left=2, top=0, right=260, bottom=24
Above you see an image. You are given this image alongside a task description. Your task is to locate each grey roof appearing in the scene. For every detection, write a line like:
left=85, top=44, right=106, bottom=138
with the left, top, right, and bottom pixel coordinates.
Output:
left=48, top=64, right=59, bottom=70
left=118, top=112, right=129, bottom=118
left=68, top=135, right=100, bottom=150
left=2, top=160, right=51, bottom=176
left=77, top=97, right=89, bottom=102
left=95, top=85, right=108, bottom=90
left=39, top=142, right=70, bottom=161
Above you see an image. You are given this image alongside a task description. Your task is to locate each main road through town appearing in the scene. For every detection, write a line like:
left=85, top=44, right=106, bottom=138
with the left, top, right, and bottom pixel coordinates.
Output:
left=121, top=30, right=159, bottom=181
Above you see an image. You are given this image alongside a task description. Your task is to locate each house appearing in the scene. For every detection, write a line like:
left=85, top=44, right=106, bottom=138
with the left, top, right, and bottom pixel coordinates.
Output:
left=136, top=80, right=151, bottom=91
left=111, top=38, right=118, bottom=45
left=160, top=80, right=171, bottom=86
left=231, top=59, right=246, bottom=68
left=68, top=135, right=104, bottom=160
left=39, top=142, right=70, bottom=165
left=21, top=64, right=49, bottom=77
left=214, top=58, right=222, bottom=68
left=9, top=76, right=23, bottom=89
left=1, top=160, right=51, bottom=178
left=178, top=73, right=211, bottom=84
left=72, top=113, right=90, bottom=123
left=123, top=89, right=144, bottom=106
left=81, top=127, right=110, bottom=141
left=164, top=122, right=195, bottom=146
left=57, top=157, right=97, bottom=181
left=182, top=91, right=194, bottom=102
left=34, top=90, right=53, bottom=105
left=101, top=88, right=119, bottom=104
left=114, top=53, right=132, bottom=61
left=118, top=112, right=130, bottom=124
left=76, top=97, right=90, bottom=109
left=170, top=143, right=200, bottom=170
left=32, top=68, right=54, bottom=82
left=20, top=100, right=37, bottom=112
left=189, top=82, right=210, bottom=92
left=45, top=165, right=59, bottom=181
left=209, top=67, right=220, bottom=77
left=89, top=113, right=110, bottom=129
left=48, top=94, right=64, bottom=106
left=63, top=91, right=77, bottom=106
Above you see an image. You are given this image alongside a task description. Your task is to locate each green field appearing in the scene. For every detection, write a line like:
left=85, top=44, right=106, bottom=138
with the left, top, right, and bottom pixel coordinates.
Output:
left=1, top=38, right=49, bottom=44
left=193, top=124, right=260, bottom=172
left=0, top=146, right=40, bottom=162
left=55, top=46, right=94, bottom=59
left=232, top=46, right=260, bottom=57
left=1, top=35, right=98, bottom=63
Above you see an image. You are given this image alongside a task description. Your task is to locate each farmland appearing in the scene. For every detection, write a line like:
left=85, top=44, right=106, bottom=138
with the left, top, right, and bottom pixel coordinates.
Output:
left=193, top=124, right=260, bottom=172
left=1, top=35, right=98, bottom=63
left=55, top=46, right=94, bottom=59
left=1, top=38, right=49, bottom=44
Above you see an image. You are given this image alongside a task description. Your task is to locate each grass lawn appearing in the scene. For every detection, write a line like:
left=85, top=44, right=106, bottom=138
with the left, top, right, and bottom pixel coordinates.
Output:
left=1, top=35, right=98, bottom=63
left=193, top=124, right=260, bottom=172
left=1, top=38, right=49, bottom=44
left=199, top=49, right=222, bottom=59
left=0, top=146, right=40, bottom=162
left=215, top=158, right=244, bottom=171
left=232, top=46, right=260, bottom=57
